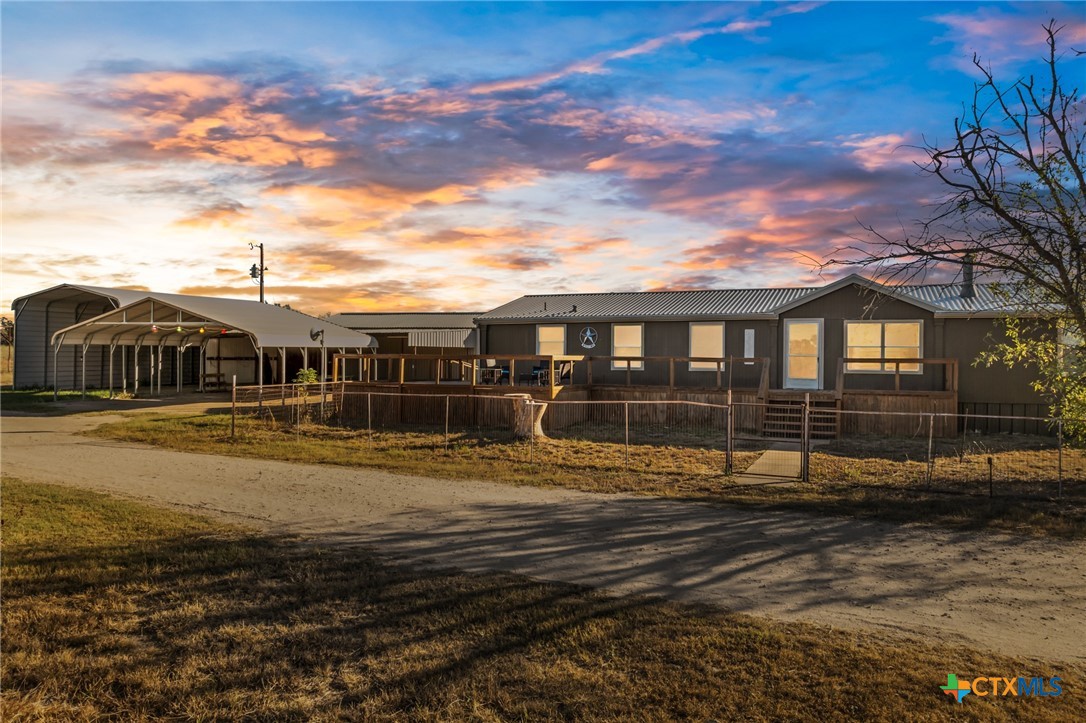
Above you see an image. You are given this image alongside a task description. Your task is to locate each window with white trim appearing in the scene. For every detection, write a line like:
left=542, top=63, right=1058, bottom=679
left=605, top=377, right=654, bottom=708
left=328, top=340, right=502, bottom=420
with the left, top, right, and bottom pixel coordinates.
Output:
left=611, top=323, right=644, bottom=370
left=845, top=320, right=922, bottom=372
left=689, top=322, right=725, bottom=370
left=536, top=325, right=565, bottom=356
left=743, top=328, right=755, bottom=364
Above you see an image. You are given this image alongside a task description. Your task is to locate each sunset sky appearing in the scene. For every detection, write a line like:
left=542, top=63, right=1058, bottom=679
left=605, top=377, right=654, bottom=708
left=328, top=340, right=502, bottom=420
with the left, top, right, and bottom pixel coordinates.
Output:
left=2, top=1, right=1083, bottom=315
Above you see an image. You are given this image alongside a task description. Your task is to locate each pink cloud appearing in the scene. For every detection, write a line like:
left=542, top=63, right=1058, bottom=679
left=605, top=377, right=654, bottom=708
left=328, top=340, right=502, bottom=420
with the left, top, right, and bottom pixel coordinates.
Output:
left=930, top=11, right=1086, bottom=72
left=839, top=134, right=930, bottom=172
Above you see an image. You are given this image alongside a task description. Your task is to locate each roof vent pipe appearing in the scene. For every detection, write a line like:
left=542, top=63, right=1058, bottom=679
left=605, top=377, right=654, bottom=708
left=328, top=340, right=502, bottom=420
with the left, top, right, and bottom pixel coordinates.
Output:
left=961, top=253, right=976, bottom=299
left=571, top=305, right=577, bottom=313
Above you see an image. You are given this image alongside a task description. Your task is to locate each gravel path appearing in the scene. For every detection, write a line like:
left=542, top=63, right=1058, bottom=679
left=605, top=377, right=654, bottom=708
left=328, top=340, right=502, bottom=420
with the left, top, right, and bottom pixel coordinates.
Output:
left=3, top=409, right=1084, bottom=663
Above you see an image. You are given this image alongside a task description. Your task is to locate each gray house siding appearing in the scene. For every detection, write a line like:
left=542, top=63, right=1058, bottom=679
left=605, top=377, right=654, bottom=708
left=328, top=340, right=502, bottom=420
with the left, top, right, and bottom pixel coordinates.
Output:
left=777, top=285, right=941, bottom=392
left=943, top=318, right=1040, bottom=407
left=481, top=319, right=775, bottom=388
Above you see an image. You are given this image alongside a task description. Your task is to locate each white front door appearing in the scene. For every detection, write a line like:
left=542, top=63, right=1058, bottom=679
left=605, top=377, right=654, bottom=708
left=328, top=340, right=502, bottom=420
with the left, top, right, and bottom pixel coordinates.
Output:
left=784, top=319, right=822, bottom=389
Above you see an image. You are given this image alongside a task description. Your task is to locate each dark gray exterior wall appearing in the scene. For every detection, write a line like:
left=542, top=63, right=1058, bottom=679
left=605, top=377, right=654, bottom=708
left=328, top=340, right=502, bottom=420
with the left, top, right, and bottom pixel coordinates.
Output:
left=481, top=319, right=775, bottom=388
left=479, top=282, right=1046, bottom=406
left=778, top=285, right=941, bottom=392
left=943, top=318, right=1040, bottom=406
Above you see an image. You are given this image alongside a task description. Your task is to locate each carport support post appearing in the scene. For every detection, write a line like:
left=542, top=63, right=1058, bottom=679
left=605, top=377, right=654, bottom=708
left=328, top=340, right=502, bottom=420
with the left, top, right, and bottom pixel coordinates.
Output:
left=81, top=341, right=90, bottom=399
left=122, top=346, right=127, bottom=394
left=133, top=343, right=141, bottom=397
left=176, top=347, right=182, bottom=394
left=52, top=333, right=65, bottom=401
left=108, top=344, right=115, bottom=399
left=156, top=342, right=164, bottom=396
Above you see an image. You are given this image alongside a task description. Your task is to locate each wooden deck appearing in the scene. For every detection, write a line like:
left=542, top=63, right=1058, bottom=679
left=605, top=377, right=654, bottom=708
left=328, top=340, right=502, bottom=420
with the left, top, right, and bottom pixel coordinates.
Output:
left=329, top=353, right=961, bottom=438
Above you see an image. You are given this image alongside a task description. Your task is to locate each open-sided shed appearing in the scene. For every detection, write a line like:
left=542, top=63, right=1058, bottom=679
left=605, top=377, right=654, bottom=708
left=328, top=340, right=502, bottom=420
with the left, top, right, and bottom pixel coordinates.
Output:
left=49, top=294, right=374, bottom=397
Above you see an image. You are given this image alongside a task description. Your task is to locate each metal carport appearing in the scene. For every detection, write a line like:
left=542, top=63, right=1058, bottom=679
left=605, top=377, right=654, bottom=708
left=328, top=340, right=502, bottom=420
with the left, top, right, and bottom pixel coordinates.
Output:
left=50, top=294, right=374, bottom=398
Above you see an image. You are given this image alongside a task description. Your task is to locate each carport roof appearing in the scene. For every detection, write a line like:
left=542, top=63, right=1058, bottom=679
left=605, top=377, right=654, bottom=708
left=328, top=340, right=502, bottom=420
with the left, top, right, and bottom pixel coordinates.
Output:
left=51, top=294, right=375, bottom=349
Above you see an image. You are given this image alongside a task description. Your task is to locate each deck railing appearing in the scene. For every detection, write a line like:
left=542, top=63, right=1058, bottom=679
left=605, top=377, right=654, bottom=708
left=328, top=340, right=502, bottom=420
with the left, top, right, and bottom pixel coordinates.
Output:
left=834, top=357, right=958, bottom=399
left=331, top=352, right=771, bottom=399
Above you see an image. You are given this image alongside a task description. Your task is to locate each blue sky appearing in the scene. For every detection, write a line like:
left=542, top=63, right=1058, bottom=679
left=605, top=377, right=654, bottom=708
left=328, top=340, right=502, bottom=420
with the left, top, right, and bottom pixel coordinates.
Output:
left=2, top=1, right=1083, bottom=313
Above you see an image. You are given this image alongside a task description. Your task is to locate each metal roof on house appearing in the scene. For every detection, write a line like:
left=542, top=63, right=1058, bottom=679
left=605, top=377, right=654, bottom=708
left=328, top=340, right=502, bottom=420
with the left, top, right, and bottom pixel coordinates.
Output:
left=328, top=312, right=482, bottom=332
left=896, top=283, right=1018, bottom=314
left=476, top=276, right=1011, bottom=323
left=52, top=294, right=374, bottom=350
left=476, top=287, right=819, bottom=322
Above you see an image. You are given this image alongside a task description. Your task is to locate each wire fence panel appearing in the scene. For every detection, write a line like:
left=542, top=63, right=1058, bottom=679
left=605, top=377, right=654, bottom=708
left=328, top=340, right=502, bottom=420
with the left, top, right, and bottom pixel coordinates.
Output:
left=229, top=384, right=1085, bottom=498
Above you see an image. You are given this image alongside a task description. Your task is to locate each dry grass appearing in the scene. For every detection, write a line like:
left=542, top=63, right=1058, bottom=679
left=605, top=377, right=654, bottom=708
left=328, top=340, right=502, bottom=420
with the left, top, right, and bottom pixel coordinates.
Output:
left=814, top=435, right=1086, bottom=488
left=88, top=413, right=1086, bottom=538
left=1, top=344, right=12, bottom=388
left=3, top=477, right=1083, bottom=721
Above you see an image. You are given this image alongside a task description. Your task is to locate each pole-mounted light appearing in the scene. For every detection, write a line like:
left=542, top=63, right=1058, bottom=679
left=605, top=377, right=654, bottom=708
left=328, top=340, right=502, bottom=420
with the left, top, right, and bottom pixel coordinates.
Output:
left=248, top=242, right=268, bottom=303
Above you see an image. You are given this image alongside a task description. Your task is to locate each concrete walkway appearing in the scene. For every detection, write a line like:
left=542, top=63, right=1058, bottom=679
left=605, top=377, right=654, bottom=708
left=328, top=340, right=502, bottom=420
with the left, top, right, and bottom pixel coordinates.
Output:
left=2, top=410, right=1084, bottom=663
left=732, top=444, right=800, bottom=485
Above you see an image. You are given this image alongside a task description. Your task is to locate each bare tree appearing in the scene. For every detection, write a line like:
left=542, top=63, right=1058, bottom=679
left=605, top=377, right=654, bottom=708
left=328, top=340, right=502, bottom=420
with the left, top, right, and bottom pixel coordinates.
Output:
left=827, top=20, right=1084, bottom=332
left=825, top=21, right=1085, bottom=433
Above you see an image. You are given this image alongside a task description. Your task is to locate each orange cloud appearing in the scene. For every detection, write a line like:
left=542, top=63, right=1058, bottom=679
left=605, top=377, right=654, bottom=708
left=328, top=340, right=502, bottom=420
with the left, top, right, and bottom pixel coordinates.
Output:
left=473, top=252, right=553, bottom=271
left=263, top=183, right=482, bottom=237
left=150, top=100, right=336, bottom=168
left=172, top=201, right=249, bottom=228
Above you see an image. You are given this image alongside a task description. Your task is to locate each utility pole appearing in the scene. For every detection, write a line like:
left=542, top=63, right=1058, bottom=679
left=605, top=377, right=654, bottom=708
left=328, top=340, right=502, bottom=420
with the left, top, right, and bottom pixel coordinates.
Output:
left=249, top=242, right=267, bottom=303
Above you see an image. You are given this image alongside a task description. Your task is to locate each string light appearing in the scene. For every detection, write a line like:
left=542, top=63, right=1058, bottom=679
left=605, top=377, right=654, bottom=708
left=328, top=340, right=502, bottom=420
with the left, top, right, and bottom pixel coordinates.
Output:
left=151, top=324, right=158, bottom=333
left=199, top=326, right=205, bottom=334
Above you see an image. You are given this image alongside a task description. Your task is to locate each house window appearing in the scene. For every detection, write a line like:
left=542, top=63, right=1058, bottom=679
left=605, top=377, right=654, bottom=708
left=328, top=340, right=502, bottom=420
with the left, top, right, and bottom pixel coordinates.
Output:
left=612, top=323, right=644, bottom=370
left=845, top=320, right=922, bottom=372
left=536, top=325, right=565, bottom=356
left=689, top=322, right=725, bottom=370
left=743, top=328, right=755, bottom=364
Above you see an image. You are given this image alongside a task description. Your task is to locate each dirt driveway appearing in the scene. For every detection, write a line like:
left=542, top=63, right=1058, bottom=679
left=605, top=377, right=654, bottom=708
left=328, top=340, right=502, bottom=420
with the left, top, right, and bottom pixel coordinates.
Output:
left=2, top=409, right=1084, bottom=663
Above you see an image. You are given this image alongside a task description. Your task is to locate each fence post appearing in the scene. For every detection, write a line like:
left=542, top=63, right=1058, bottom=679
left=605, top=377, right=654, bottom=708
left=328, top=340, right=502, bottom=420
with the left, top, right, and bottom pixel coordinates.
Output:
left=801, top=394, right=810, bottom=483
left=959, top=410, right=969, bottom=462
left=529, top=403, right=535, bottom=465
left=1058, top=419, right=1064, bottom=499
left=367, top=392, right=372, bottom=442
left=725, top=403, right=734, bottom=475
left=624, top=402, right=630, bottom=470
left=338, top=381, right=345, bottom=426
left=231, top=374, right=237, bottom=439
left=445, top=395, right=450, bottom=453
left=926, top=413, right=935, bottom=487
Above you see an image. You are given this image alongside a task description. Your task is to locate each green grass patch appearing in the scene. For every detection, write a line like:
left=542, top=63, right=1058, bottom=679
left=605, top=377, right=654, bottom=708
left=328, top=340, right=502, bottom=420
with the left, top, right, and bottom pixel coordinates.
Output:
left=3, top=476, right=1083, bottom=721
left=1, top=388, right=113, bottom=413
